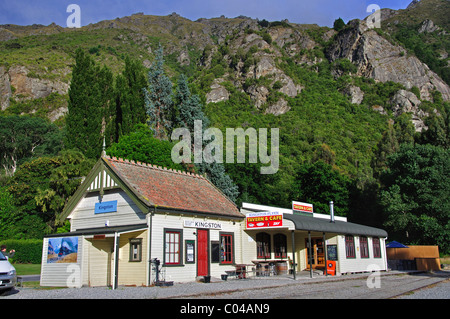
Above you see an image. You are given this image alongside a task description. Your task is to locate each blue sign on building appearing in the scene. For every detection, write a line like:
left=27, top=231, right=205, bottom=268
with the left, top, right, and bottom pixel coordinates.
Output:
left=95, top=200, right=118, bottom=214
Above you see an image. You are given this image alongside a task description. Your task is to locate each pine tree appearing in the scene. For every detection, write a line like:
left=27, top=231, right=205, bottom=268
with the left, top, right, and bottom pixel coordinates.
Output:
left=144, top=44, right=174, bottom=139
left=175, top=74, right=209, bottom=132
left=174, top=74, right=238, bottom=202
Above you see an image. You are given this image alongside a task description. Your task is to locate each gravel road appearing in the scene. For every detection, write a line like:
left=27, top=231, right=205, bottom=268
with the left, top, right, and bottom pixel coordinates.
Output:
left=2, top=270, right=449, bottom=299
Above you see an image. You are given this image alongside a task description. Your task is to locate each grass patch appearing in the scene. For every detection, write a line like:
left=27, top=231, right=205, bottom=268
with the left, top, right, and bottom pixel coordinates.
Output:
left=20, top=281, right=66, bottom=290
left=13, top=263, right=41, bottom=276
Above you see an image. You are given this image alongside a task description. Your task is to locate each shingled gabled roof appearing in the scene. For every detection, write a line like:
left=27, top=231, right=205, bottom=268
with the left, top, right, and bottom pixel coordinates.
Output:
left=63, top=155, right=243, bottom=220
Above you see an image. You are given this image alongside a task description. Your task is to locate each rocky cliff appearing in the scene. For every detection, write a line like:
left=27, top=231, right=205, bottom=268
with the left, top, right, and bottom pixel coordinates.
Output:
left=326, top=18, right=450, bottom=102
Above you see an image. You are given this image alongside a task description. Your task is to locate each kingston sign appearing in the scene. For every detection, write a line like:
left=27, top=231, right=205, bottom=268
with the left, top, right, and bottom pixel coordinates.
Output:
left=183, top=220, right=222, bottom=230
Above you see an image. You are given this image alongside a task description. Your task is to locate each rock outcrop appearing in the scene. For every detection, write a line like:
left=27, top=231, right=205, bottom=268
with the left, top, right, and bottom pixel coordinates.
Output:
left=390, top=89, right=429, bottom=132
left=326, top=19, right=450, bottom=102
left=418, top=19, right=441, bottom=33
left=264, top=98, right=290, bottom=116
left=0, top=66, right=12, bottom=110
left=342, top=85, right=364, bottom=105
left=206, top=79, right=230, bottom=104
left=0, top=65, right=69, bottom=113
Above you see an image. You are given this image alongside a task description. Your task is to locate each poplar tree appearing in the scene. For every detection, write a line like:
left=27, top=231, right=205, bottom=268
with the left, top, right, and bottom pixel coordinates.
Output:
left=65, top=48, right=97, bottom=157
left=96, top=65, right=115, bottom=148
left=115, top=56, right=147, bottom=138
left=65, top=48, right=115, bottom=159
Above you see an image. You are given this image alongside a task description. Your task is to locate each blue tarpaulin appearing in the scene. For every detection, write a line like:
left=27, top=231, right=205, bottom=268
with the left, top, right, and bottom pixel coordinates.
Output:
left=386, top=241, right=409, bottom=248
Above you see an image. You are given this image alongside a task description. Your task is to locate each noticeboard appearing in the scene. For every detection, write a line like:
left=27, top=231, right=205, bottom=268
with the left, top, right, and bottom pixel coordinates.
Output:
left=185, top=240, right=195, bottom=264
left=326, top=244, right=338, bottom=261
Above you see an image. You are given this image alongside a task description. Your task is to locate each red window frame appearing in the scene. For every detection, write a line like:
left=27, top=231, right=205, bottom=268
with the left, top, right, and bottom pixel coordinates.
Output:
left=345, top=235, right=355, bottom=258
left=360, top=236, right=369, bottom=258
left=256, top=232, right=271, bottom=259
left=372, top=237, right=381, bottom=258
left=164, top=230, right=181, bottom=265
left=274, top=233, right=287, bottom=258
left=220, top=233, right=233, bottom=264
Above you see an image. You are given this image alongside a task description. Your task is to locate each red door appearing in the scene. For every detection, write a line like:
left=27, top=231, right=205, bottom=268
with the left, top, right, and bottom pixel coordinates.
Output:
left=197, top=229, right=209, bottom=276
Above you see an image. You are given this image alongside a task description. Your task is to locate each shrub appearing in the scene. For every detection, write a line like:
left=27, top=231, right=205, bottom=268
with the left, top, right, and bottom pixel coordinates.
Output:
left=262, top=32, right=272, bottom=44
left=333, top=18, right=345, bottom=32
left=211, top=64, right=225, bottom=78
left=0, top=239, right=43, bottom=264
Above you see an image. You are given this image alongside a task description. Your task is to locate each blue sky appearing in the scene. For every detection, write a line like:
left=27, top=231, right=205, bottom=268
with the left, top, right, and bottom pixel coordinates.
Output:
left=0, top=0, right=413, bottom=27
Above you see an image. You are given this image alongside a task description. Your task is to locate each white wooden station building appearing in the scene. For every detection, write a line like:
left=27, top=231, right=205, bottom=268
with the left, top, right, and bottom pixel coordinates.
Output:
left=40, top=156, right=388, bottom=288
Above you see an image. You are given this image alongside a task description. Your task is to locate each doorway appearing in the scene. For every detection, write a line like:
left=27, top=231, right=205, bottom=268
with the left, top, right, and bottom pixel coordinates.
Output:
left=197, top=229, right=209, bottom=276
left=305, top=238, right=325, bottom=269
left=88, top=238, right=113, bottom=286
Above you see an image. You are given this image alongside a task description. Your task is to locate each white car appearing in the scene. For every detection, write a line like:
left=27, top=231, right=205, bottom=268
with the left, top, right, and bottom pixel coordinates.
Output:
left=0, top=252, right=17, bottom=293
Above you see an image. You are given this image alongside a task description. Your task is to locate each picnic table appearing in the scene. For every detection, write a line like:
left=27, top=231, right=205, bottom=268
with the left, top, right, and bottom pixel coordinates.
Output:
left=225, top=264, right=254, bottom=279
left=252, top=260, right=288, bottom=276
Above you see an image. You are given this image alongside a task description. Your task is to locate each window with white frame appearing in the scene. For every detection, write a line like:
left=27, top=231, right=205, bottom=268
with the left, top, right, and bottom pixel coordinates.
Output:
left=129, top=238, right=142, bottom=262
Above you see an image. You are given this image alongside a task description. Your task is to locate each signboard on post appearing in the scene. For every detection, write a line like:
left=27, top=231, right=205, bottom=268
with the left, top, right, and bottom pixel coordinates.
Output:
left=292, top=201, right=313, bottom=216
left=246, top=211, right=283, bottom=229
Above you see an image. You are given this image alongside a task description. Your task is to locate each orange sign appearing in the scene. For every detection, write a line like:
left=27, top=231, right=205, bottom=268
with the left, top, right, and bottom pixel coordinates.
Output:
left=292, top=201, right=313, bottom=213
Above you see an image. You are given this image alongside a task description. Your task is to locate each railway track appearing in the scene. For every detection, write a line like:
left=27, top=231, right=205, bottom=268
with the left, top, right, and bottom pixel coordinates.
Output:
left=186, top=273, right=449, bottom=299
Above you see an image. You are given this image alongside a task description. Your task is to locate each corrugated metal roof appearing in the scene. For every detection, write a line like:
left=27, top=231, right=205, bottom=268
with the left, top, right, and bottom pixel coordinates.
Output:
left=284, top=213, right=388, bottom=237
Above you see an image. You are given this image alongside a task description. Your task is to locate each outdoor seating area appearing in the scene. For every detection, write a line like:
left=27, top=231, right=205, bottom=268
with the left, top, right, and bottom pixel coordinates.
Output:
left=223, top=261, right=290, bottom=281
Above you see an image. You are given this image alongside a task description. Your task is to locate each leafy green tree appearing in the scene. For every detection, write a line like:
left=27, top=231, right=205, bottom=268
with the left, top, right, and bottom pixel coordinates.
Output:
left=0, top=115, right=63, bottom=176
left=291, top=161, right=353, bottom=216
left=0, top=186, right=46, bottom=239
left=34, top=150, right=95, bottom=224
left=6, top=149, right=94, bottom=236
left=380, top=143, right=450, bottom=253
left=144, top=44, right=174, bottom=139
left=419, top=104, right=449, bottom=148
left=0, top=187, right=22, bottom=240
left=107, top=124, right=184, bottom=171
left=372, top=123, right=399, bottom=179
left=393, top=113, right=416, bottom=145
